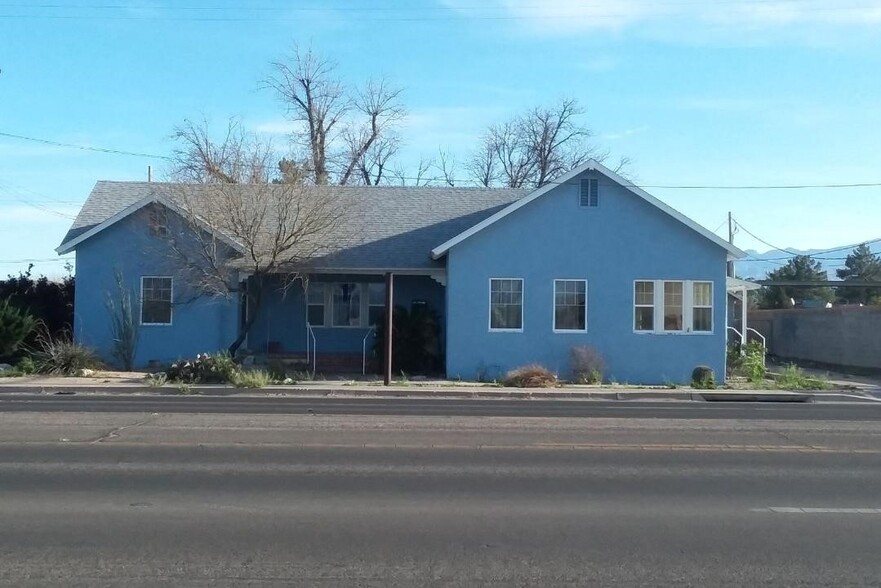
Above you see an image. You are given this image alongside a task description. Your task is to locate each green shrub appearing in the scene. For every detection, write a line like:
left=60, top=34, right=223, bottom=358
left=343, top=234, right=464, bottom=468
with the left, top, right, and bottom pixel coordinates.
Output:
left=16, top=356, right=35, bottom=374
left=0, top=298, right=38, bottom=358
left=502, top=364, right=558, bottom=388
left=144, top=372, right=167, bottom=388
left=743, top=342, right=767, bottom=383
left=167, top=352, right=238, bottom=384
left=570, top=345, right=604, bottom=384
left=232, top=369, right=271, bottom=389
left=691, top=365, right=716, bottom=389
left=775, top=364, right=832, bottom=390
left=32, top=332, right=101, bottom=375
left=726, top=343, right=744, bottom=376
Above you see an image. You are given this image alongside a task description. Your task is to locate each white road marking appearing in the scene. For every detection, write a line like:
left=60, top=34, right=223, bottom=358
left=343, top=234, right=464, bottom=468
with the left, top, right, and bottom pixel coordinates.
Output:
left=753, top=507, right=881, bottom=514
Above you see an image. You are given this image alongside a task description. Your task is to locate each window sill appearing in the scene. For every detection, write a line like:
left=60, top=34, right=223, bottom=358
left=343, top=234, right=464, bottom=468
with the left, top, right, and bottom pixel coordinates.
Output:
left=489, top=328, right=524, bottom=333
left=553, top=328, right=588, bottom=334
left=633, top=330, right=715, bottom=335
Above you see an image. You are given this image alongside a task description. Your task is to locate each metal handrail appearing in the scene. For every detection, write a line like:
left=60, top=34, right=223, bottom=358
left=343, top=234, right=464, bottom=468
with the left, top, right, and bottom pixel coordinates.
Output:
left=726, top=326, right=743, bottom=344
left=745, top=327, right=766, bottom=348
left=362, top=326, right=376, bottom=375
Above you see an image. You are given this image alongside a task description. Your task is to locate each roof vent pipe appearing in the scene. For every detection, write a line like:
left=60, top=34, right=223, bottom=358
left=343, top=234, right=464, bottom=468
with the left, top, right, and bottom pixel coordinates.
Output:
left=147, top=165, right=152, bottom=182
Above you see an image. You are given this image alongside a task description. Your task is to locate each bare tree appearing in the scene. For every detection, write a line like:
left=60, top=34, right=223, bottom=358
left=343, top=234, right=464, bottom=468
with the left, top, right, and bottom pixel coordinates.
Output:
left=169, top=118, right=275, bottom=184
left=265, top=46, right=404, bottom=185
left=465, top=135, right=499, bottom=188
left=433, top=148, right=457, bottom=187
left=161, top=182, right=356, bottom=355
left=357, top=135, right=400, bottom=185
left=465, top=98, right=629, bottom=188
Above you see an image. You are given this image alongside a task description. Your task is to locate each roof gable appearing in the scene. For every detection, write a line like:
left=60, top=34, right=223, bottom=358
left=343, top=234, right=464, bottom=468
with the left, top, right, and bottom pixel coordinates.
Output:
left=430, top=160, right=746, bottom=260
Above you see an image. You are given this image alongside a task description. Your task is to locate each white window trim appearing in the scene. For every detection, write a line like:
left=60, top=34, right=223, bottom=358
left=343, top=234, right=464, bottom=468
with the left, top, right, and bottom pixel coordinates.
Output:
left=140, top=276, right=173, bottom=326
left=632, top=279, right=715, bottom=335
left=633, top=280, right=655, bottom=333
left=488, top=277, right=524, bottom=333
left=552, top=279, right=588, bottom=333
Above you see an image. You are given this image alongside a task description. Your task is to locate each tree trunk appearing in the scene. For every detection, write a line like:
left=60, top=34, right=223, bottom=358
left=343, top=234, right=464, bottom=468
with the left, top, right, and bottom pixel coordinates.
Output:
left=228, top=280, right=263, bottom=357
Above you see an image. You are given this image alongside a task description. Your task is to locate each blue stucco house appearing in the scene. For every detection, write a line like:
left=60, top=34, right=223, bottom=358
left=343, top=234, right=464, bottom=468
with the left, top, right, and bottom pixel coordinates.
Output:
left=57, top=160, right=745, bottom=384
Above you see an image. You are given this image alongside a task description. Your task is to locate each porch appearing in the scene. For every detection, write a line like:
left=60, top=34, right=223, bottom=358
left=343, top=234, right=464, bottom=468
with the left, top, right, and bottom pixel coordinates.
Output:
left=245, top=272, right=446, bottom=375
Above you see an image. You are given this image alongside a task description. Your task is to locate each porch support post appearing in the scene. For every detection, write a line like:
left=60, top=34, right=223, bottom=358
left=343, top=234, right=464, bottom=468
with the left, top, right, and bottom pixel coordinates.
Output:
left=740, top=285, right=748, bottom=346
left=383, top=272, right=394, bottom=386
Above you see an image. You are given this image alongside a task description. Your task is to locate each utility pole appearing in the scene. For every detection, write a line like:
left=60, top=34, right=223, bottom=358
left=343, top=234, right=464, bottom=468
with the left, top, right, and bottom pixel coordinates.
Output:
left=727, top=211, right=735, bottom=278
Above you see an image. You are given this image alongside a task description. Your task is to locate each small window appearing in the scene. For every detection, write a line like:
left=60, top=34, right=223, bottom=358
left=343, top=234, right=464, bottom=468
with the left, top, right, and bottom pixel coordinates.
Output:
left=307, top=283, right=325, bottom=326
left=367, top=283, right=385, bottom=326
left=490, top=278, right=523, bottom=331
left=663, top=281, right=684, bottom=331
left=693, top=282, right=713, bottom=332
left=554, top=280, right=586, bottom=331
left=332, top=283, right=361, bottom=327
left=141, top=277, right=172, bottom=325
left=634, top=281, right=655, bottom=331
left=580, top=178, right=599, bottom=207
left=148, top=205, right=168, bottom=237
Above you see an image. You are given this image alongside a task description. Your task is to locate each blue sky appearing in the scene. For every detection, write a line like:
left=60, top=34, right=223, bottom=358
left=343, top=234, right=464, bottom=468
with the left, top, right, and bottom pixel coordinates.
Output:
left=2, top=0, right=881, bottom=279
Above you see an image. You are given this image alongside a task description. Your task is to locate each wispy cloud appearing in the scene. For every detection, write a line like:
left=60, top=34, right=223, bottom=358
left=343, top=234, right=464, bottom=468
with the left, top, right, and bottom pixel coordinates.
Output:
left=253, top=119, right=299, bottom=135
left=601, top=125, right=649, bottom=141
left=439, top=0, right=881, bottom=40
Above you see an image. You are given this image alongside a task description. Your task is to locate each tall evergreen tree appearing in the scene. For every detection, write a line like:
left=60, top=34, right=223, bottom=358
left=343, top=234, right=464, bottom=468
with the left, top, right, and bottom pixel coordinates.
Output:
left=836, top=243, right=881, bottom=305
left=758, top=255, right=833, bottom=309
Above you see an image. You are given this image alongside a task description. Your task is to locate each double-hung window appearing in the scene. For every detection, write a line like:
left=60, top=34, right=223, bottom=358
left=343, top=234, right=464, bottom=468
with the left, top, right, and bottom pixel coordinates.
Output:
left=553, top=279, right=587, bottom=331
left=141, top=277, right=172, bottom=325
left=367, top=283, right=386, bottom=326
left=489, top=278, right=523, bottom=331
left=634, top=280, right=713, bottom=334
left=332, top=283, right=361, bottom=327
left=307, top=283, right=326, bottom=326
left=692, top=282, right=713, bottom=332
left=634, top=281, right=655, bottom=331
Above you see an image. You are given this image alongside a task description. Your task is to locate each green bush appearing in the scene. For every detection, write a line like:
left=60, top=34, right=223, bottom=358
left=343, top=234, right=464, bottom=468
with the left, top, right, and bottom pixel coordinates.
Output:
left=167, top=352, right=238, bottom=384
left=502, top=364, right=558, bottom=388
left=743, top=342, right=767, bottom=383
left=16, top=356, right=35, bottom=374
left=0, top=298, right=38, bottom=359
left=691, top=365, right=716, bottom=389
left=232, top=369, right=271, bottom=389
left=776, top=364, right=832, bottom=390
left=32, top=332, right=101, bottom=375
left=570, top=345, right=604, bottom=384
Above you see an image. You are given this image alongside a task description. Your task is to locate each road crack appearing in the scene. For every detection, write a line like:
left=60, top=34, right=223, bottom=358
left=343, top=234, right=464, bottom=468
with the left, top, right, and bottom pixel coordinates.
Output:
left=89, top=414, right=161, bottom=444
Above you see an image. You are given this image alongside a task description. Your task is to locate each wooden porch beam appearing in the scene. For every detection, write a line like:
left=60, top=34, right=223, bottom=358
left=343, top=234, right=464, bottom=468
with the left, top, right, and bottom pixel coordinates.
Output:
left=383, top=272, right=394, bottom=386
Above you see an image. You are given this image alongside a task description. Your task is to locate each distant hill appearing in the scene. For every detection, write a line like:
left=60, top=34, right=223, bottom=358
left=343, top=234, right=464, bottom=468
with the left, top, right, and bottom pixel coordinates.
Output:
left=733, top=242, right=881, bottom=281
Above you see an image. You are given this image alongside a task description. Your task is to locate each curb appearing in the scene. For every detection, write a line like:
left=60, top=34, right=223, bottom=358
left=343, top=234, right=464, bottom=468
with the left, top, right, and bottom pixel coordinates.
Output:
left=0, top=385, right=878, bottom=403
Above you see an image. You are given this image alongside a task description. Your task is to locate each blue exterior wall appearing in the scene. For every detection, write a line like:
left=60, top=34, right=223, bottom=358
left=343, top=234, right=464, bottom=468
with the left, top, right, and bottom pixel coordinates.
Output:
left=246, top=274, right=446, bottom=356
left=73, top=205, right=239, bottom=367
left=445, top=170, right=729, bottom=385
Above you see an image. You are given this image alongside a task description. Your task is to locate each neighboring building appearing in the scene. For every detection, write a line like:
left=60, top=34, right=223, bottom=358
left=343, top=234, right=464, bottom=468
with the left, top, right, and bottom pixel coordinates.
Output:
left=57, top=160, right=745, bottom=384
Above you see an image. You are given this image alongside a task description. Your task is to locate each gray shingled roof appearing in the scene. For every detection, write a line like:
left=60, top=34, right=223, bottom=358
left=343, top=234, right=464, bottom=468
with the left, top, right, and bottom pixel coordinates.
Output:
left=60, top=181, right=527, bottom=270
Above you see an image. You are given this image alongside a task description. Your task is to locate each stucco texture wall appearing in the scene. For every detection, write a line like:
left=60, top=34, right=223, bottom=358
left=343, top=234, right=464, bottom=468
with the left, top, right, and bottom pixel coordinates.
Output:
left=73, top=205, right=239, bottom=367
left=749, top=307, right=881, bottom=370
left=445, top=171, right=729, bottom=385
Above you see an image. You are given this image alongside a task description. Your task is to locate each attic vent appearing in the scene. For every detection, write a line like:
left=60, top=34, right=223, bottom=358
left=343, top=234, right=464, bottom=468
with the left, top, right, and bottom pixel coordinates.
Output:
left=580, top=178, right=599, bottom=208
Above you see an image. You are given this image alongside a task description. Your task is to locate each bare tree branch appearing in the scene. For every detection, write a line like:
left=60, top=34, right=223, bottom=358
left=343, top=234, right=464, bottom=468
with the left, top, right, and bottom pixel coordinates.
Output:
left=169, top=118, right=274, bottom=184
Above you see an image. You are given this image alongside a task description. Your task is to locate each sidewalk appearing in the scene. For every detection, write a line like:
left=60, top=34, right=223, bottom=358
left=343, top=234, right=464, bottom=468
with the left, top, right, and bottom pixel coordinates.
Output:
left=0, top=372, right=878, bottom=402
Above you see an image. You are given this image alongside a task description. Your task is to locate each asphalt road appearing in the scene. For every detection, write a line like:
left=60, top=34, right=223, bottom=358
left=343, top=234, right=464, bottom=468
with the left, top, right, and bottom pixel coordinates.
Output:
left=1, top=408, right=881, bottom=586
left=1, top=393, right=881, bottom=420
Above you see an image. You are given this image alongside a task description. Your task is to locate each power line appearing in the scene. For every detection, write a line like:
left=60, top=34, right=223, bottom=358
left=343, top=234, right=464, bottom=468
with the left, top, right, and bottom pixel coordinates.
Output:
left=6, top=130, right=881, bottom=191
left=0, top=131, right=170, bottom=160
